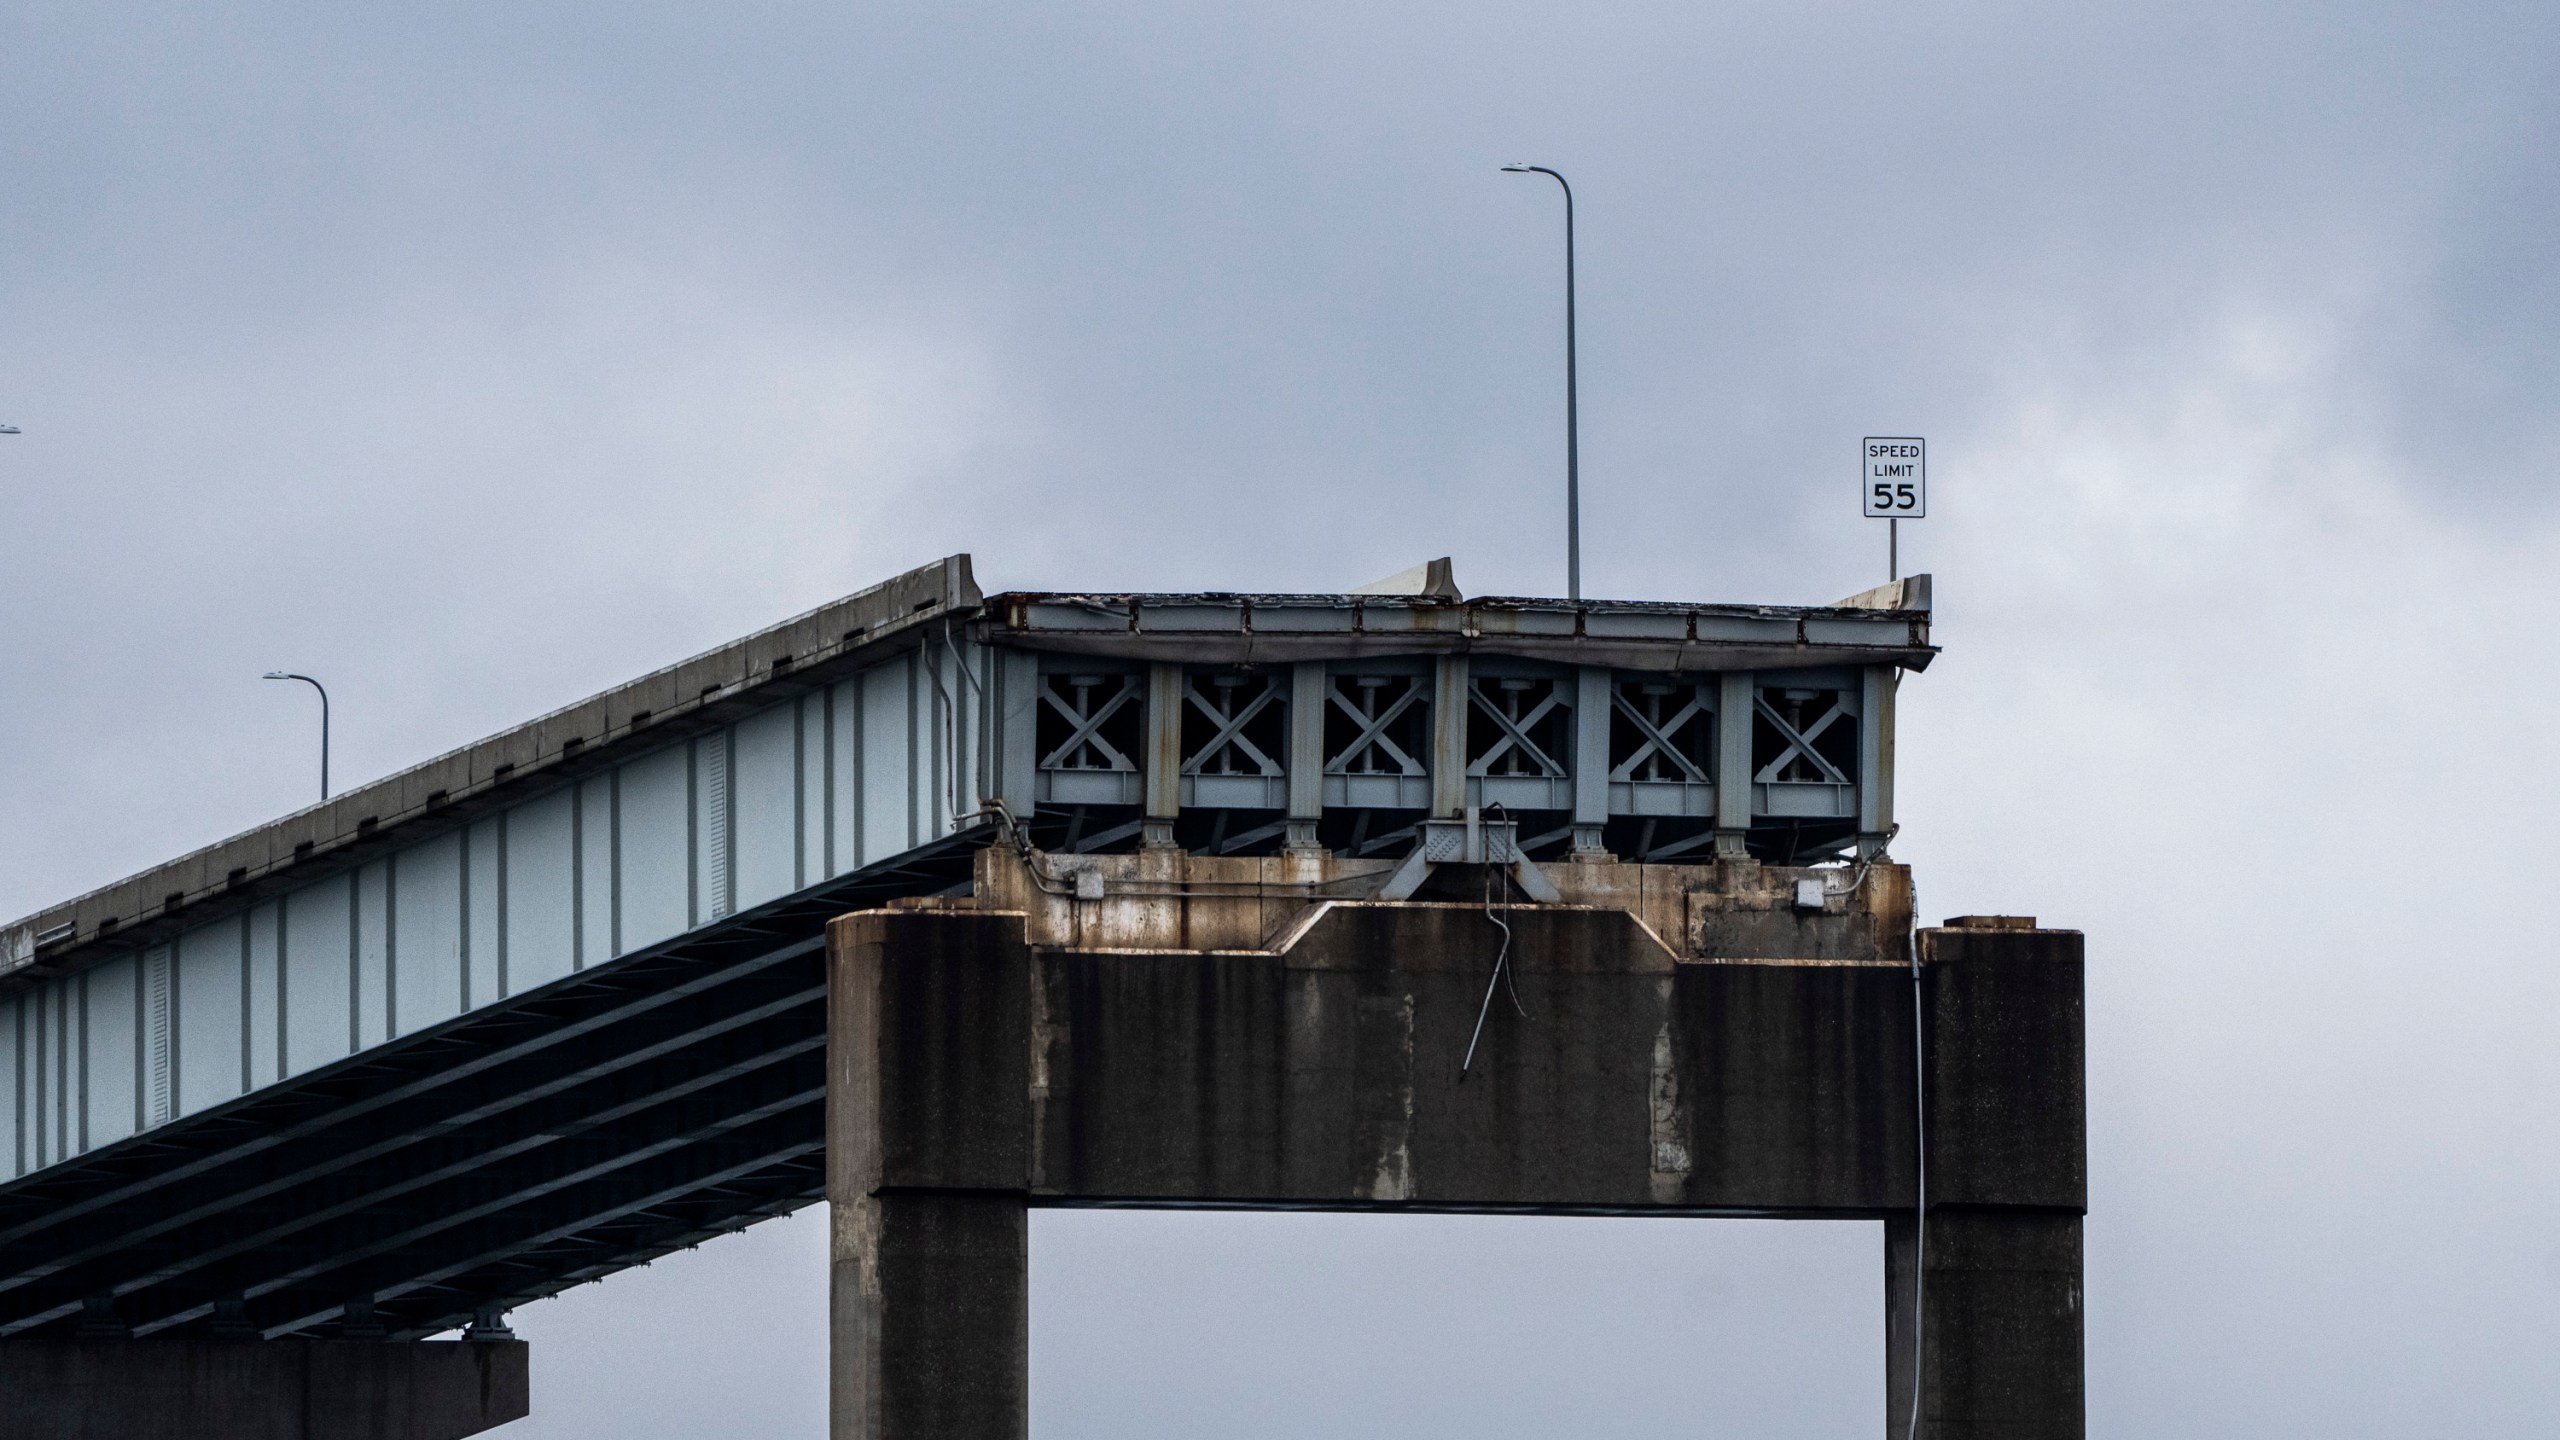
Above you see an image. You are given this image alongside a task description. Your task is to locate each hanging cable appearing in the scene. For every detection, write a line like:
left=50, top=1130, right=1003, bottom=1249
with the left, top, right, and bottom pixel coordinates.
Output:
left=1460, top=809, right=1528, bottom=1078
left=1904, top=870, right=1926, bottom=1440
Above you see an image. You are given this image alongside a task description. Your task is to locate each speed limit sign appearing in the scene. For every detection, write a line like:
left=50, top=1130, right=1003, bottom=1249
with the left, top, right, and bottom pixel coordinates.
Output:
left=1862, top=437, right=1925, bottom=518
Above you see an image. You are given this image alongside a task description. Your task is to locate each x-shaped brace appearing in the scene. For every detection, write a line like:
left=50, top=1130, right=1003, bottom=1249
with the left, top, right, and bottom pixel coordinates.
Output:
left=1039, top=677, right=1140, bottom=773
left=1466, top=685, right=1567, bottom=778
left=1324, top=680, right=1427, bottom=776
left=1181, top=679, right=1285, bottom=777
left=1752, top=693, right=1852, bottom=786
left=1608, top=687, right=1711, bottom=784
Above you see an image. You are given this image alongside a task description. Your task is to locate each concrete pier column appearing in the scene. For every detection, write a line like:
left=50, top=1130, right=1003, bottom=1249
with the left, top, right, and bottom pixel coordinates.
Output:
left=828, top=909, right=1032, bottom=1440
left=1884, top=916, right=2087, bottom=1439
left=832, top=1192, right=1026, bottom=1440
left=1886, top=1211, right=2084, bottom=1439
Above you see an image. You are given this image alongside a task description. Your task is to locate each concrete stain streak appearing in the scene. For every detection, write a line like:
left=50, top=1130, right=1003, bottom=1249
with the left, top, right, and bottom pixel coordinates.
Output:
left=1648, top=1003, right=1691, bottom=1203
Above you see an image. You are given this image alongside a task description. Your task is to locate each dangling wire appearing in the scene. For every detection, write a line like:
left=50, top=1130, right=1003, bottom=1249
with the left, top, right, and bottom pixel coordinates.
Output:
left=1460, top=818, right=1527, bottom=1078
left=1904, top=868, right=1927, bottom=1440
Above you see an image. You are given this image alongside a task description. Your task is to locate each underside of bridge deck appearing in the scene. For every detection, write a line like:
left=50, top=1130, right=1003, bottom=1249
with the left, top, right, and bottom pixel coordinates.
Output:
left=0, top=830, right=984, bottom=1347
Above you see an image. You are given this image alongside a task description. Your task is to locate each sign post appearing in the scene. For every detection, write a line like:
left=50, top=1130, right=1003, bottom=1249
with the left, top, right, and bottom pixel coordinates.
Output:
left=1862, top=437, right=1925, bottom=580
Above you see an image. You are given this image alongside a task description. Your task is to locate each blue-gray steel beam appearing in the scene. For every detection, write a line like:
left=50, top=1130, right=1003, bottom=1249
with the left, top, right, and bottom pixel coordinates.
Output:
left=1284, top=662, right=1326, bottom=853
left=1141, top=662, right=1182, bottom=849
left=1570, top=666, right=1611, bottom=856
left=1430, top=656, right=1469, bottom=818
left=1859, top=665, right=1896, bottom=856
left=1715, top=672, right=1754, bottom=858
left=993, top=649, right=1039, bottom=823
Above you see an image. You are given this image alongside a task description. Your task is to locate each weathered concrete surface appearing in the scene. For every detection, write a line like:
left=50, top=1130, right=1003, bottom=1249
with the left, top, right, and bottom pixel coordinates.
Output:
left=0, top=1340, right=527, bottom=1440
left=1889, top=1211, right=2084, bottom=1440
left=1882, top=919, right=2087, bottom=1438
left=828, top=852, right=2082, bottom=1440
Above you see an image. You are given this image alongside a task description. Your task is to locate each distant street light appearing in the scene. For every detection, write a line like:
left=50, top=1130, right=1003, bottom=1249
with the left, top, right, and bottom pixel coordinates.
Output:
left=1502, top=162, right=1580, bottom=601
left=0, top=425, right=19, bottom=434
left=263, top=673, right=330, bottom=801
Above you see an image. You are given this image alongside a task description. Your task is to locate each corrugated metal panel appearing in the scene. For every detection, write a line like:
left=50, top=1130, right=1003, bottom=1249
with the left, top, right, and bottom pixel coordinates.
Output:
left=693, top=733, right=731, bottom=924
left=731, top=704, right=797, bottom=912
left=141, top=946, right=172, bottom=1127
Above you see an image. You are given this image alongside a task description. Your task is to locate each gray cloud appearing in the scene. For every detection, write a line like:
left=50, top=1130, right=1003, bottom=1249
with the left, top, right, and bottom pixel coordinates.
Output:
left=5, top=2, right=2556, bottom=1434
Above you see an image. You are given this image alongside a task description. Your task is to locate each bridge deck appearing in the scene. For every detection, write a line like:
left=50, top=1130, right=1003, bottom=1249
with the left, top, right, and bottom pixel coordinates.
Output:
left=1, top=556, right=1932, bottom=1339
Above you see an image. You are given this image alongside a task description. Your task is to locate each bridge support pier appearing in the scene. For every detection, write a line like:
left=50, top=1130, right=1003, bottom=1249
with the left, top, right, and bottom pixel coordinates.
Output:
left=830, top=1191, right=1027, bottom=1440
left=1887, top=1211, right=2086, bottom=1438
left=0, top=1339, right=527, bottom=1440
left=826, top=854, right=2082, bottom=1440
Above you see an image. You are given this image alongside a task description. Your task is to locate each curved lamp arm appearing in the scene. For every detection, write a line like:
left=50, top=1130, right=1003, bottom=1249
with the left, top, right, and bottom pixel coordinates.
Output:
left=262, top=672, right=330, bottom=801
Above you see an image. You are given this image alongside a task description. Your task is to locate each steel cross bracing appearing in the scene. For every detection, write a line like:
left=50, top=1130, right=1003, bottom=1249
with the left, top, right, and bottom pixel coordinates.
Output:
left=1325, top=676, right=1429, bottom=779
left=1466, top=679, right=1568, bottom=781
left=1754, top=689, right=1855, bottom=787
left=1611, top=683, right=1712, bottom=785
left=0, top=830, right=984, bottom=1342
left=1180, top=675, right=1284, bottom=779
left=1038, top=674, right=1141, bottom=776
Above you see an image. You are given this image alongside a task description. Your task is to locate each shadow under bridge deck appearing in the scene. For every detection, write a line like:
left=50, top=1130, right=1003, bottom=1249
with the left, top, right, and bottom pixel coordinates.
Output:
left=0, top=555, right=1932, bottom=1342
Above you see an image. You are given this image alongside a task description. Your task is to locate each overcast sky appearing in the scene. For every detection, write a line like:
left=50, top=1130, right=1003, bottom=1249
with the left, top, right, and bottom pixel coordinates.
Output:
left=6, top=2, right=2558, bottom=1434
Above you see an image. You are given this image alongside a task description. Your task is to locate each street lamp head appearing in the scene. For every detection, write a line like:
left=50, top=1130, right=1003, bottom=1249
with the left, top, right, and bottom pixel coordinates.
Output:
left=0, top=425, right=20, bottom=434
left=1501, top=163, right=1531, bottom=172
left=263, top=671, right=291, bottom=680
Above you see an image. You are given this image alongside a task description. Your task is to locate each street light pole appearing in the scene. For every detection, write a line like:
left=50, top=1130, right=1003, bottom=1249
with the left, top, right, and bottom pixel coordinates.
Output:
left=1503, top=163, right=1579, bottom=601
left=263, top=673, right=330, bottom=801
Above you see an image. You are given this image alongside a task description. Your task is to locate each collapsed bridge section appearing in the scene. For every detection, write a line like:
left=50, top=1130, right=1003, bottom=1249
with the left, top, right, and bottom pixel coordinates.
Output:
left=0, top=555, right=1988, bottom=1436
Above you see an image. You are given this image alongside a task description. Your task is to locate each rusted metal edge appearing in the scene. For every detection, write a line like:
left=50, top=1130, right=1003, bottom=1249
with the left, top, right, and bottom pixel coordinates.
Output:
left=981, top=585, right=1937, bottom=674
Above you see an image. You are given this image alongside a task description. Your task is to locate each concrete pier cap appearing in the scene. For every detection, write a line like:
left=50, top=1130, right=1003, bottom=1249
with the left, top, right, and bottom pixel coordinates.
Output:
left=827, top=843, right=2084, bottom=1439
